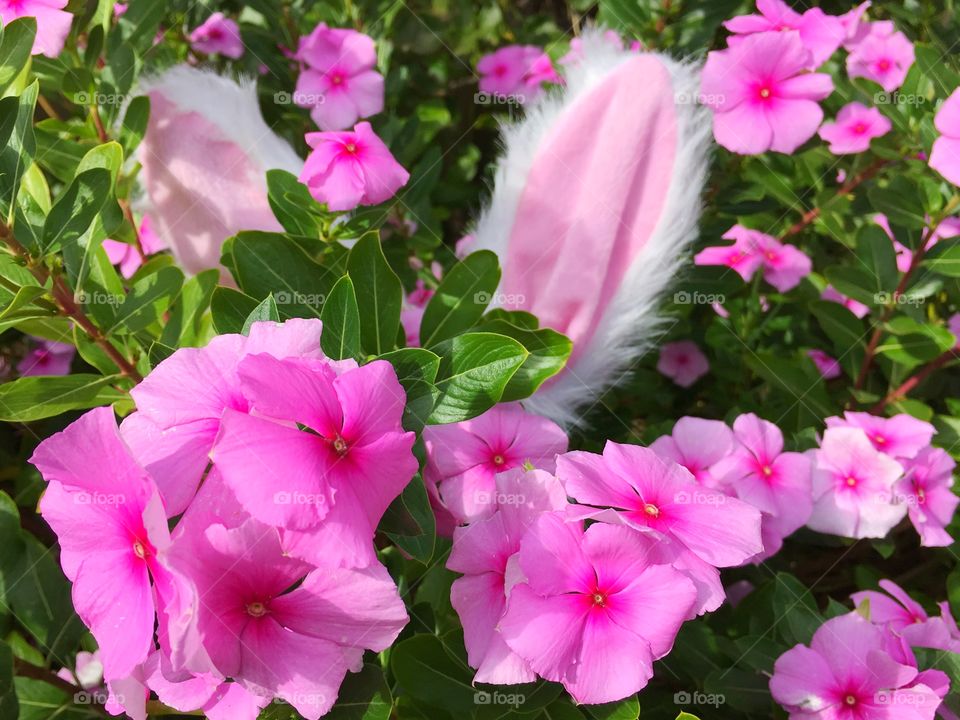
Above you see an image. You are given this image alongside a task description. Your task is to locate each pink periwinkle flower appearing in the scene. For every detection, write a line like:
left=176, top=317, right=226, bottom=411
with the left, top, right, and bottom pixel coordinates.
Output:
left=695, top=225, right=811, bottom=292
left=656, top=340, right=709, bottom=387
left=31, top=408, right=172, bottom=681
left=874, top=212, right=960, bottom=273
left=57, top=650, right=104, bottom=690
left=949, top=313, right=960, bottom=347
left=499, top=513, right=697, bottom=704
left=17, top=336, right=75, bottom=376
left=142, top=654, right=269, bottom=720
left=839, top=1, right=872, bottom=49
left=559, top=30, right=623, bottom=65
left=477, top=45, right=557, bottom=103
left=930, top=87, right=960, bottom=187
left=894, top=447, right=958, bottom=547
left=818, top=101, right=891, bottom=154
left=770, top=612, right=942, bottom=720
left=400, top=280, right=434, bottom=346
left=853, top=579, right=960, bottom=656
left=724, top=0, right=846, bottom=68
left=189, top=13, right=244, bottom=59
left=294, top=23, right=384, bottom=131
left=807, top=427, right=905, bottom=539
left=649, top=416, right=733, bottom=488
left=0, top=0, right=72, bottom=57
left=846, top=21, right=915, bottom=93
left=423, top=403, right=568, bottom=524
left=825, top=411, right=935, bottom=460
left=102, top=214, right=167, bottom=279
left=808, top=349, right=842, bottom=379
left=701, top=31, right=833, bottom=155
left=822, top=284, right=869, bottom=318
left=446, top=468, right=568, bottom=685
left=299, top=122, right=409, bottom=212
left=113, top=3, right=127, bottom=17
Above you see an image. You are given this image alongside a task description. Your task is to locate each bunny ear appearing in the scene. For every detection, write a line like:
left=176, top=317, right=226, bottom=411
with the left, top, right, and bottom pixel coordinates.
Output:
left=136, top=66, right=303, bottom=279
left=471, top=31, right=712, bottom=427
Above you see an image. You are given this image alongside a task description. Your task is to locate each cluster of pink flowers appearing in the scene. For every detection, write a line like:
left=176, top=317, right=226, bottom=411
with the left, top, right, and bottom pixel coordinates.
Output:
left=476, top=45, right=559, bottom=104
left=695, top=224, right=812, bottom=292
left=189, top=13, right=244, bottom=59
left=771, top=578, right=957, bottom=718
left=31, top=320, right=416, bottom=720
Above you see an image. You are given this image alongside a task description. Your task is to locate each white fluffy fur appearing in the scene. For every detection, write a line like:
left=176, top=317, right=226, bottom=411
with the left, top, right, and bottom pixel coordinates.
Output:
left=471, top=30, right=712, bottom=427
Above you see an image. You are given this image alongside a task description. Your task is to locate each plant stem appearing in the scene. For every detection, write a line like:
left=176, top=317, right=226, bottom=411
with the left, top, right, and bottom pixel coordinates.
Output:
left=872, top=350, right=956, bottom=411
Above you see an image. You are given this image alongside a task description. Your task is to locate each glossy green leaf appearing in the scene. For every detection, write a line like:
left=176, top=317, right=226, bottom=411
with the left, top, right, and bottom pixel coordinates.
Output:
left=347, top=232, right=403, bottom=355
left=321, top=275, right=361, bottom=360
left=419, top=250, right=500, bottom=347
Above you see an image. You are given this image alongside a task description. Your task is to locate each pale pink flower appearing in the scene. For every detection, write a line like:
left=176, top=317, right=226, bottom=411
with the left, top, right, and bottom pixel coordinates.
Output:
left=57, top=650, right=104, bottom=690
left=477, top=45, right=556, bottom=103
left=874, top=212, right=960, bottom=272
left=854, top=580, right=960, bottom=656
left=807, top=427, right=905, bottom=539
left=144, top=654, right=269, bottom=720
left=31, top=408, right=172, bottom=681
left=701, top=31, right=833, bottom=155
left=447, top=468, right=568, bottom=685
left=822, top=284, right=869, bottom=318
left=559, top=30, right=623, bottom=65
left=846, top=21, right=915, bottom=92
left=696, top=225, right=811, bottom=292
left=423, top=403, right=568, bottom=523
left=808, top=349, right=842, bottom=379
left=0, top=0, right=72, bottom=57
left=17, top=336, right=74, bottom=376
left=299, top=122, right=409, bottom=211
left=818, top=101, right=891, bottom=154
left=894, top=447, right=958, bottom=547
left=825, top=411, right=935, bottom=460
left=189, top=13, right=244, bottom=59
left=113, top=3, right=127, bottom=17
left=656, top=340, right=709, bottom=387
left=839, top=1, right=872, bottom=49
left=930, top=87, right=960, bottom=187
left=770, top=612, right=942, bottom=720
left=400, top=280, right=433, bottom=346
left=949, top=313, right=960, bottom=347
left=455, top=234, right=475, bottom=258
left=649, top=416, right=733, bottom=488
left=724, top=0, right=846, bottom=68
left=500, top=513, right=697, bottom=703
left=103, top=215, right=167, bottom=278
left=294, top=23, right=384, bottom=131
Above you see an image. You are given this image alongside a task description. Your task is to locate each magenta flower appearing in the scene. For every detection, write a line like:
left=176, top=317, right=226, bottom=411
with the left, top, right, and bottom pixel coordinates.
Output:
left=649, top=416, right=733, bottom=488
left=818, top=101, right=891, bottom=154
left=499, top=513, right=697, bottom=703
left=770, top=612, right=942, bottom=719
left=853, top=579, right=960, bottom=654
left=168, top=517, right=407, bottom=719
left=144, top=655, right=269, bottom=720
left=694, top=225, right=766, bottom=282
left=400, top=280, right=434, bottom=347
left=477, top=45, right=557, bottom=103
left=846, top=21, right=915, bottom=92
left=894, top=447, right=958, bottom=547
left=696, top=225, right=811, bottom=292
left=808, top=349, right=842, bottom=379
left=656, top=340, right=709, bottom=387
left=103, top=214, right=167, bottom=279
left=930, top=87, right=960, bottom=187
left=423, top=403, right=568, bottom=523
left=299, top=122, right=409, bottom=211
left=808, top=427, right=905, bottom=539
left=211, top=353, right=417, bottom=568
left=189, top=13, right=244, bottom=59
left=701, top=31, right=833, bottom=155
left=724, top=0, right=846, bottom=68
left=447, top=468, right=568, bottom=685
left=31, top=408, right=172, bottom=681
left=294, top=23, right=384, bottom=131
left=17, top=336, right=74, bottom=376
left=822, top=284, right=869, bottom=318
left=825, top=411, right=935, bottom=460
left=0, top=0, right=72, bottom=57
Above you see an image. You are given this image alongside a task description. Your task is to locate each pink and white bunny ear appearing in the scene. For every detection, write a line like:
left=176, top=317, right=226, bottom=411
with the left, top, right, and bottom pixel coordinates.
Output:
left=471, top=30, right=712, bottom=427
left=136, top=66, right=303, bottom=279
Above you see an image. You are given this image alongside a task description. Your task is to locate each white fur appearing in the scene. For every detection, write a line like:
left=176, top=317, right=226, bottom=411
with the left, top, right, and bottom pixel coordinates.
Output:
left=471, top=30, right=712, bottom=427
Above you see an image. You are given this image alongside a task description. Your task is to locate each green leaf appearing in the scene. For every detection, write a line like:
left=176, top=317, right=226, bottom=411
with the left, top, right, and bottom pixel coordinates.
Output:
left=0, top=18, right=36, bottom=94
left=584, top=696, right=640, bottom=720
left=867, top=178, right=926, bottom=230
left=321, top=276, right=362, bottom=360
left=242, top=293, right=280, bottom=335
left=327, top=663, right=393, bottom=720
left=347, top=232, right=403, bottom=355
left=923, top=239, right=960, bottom=277
left=810, top=300, right=867, bottom=378
left=109, top=266, right=184, bottom=334
left=0, top=82, right=37, bottom=222
left=39, top=168, right=112, bottom=254
left=390, top=635, right=476, bottom=714
left=419, top=250, right=501, bottom=347
left=877, top=316, right=954, bottom=369
left=429, top=333, right=527, bottom=424
left=119, top=95, right=150, bottom=154
left=211, top=286, right=262, bottom=335
left=472, top=318, right=571, bottom=402
left=379, top=347, right=440, bottom=432
left=266, top=169, right=324, bottom=237
left=159, top=269, right=218, bottom=348
left=0, top=642, right=17, bottom=720
left=857, top=224, right=899, bottom=292
left=772, top=573, right=822, bottom=646
left=381, top=474, right=436, bottom=564
left=0, top=374, right=126, bottom=421
left=675, top=715, right=702, bottom=720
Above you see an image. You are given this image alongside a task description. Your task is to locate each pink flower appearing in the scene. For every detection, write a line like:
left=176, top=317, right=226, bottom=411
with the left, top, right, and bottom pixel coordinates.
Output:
left=57, top=650, right=103, bottom=690
left=477, top=45, right=556, bottom=103
left=30, top=408, right=172, bottom=681
left=894, top=447, right=958, bottom=547
left=0, top=0, right=72, bottom=57
left=499, top=513, right=697, bottom=703
left=423, top=403, right=568, bottom=523
left=807, top=427, right=905, bottom=539
left=701, top=31, right=833, bottom=155
left=846, top=22, right=915, bottom=92
left=17, top=336, right=74, bottom=376
left=558, top=441, right=763, bottom=567
left=143, top=656, right=269, bottom=720
left=189, top=13, right=244, bottom=59
left=294, top=23, right=384, bottom=131
left=853, top=579, right=960, bottom=654
left=695, top=225, right=766, bottom=282
left=559, top=31, right=623, bottom=65
left=113, top=3, right=127, bottom=17
left=447, top=468, right=568, bottom=684
left=656, top=340, right=709, bottom=387
left=818, top=101, right=891, bottom=154
left=400, top=280, right=433, bottom=346
left=103, top=214, right=167, bottom=278
left=825, top=411, right=935, bottom=460
left=724, top=0, right=846, bottom=68
left=822, top=284, right=869, bottom=318
left=299, top=122, right=409, bottom=211
left=874, top=212, right=960, bottom=272
left=808, top=349, right=842, bottom=379
left=168, top=517, right=407, bottom=719
left=649, top=416, right=733, bottom=488
left=930, top=87, right=960, bottom=187
left=770, top=612, right=942, bottom=719
left=696, top=225, right=811, bottom=292
left=839, top=1, right=872, bottom=49
left=755, top=233, right=813, bottom=292
left=949, top=313, right=960, bottom=347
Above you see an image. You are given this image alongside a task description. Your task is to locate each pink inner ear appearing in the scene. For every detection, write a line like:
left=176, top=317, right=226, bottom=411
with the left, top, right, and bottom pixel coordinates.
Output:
left=139, top=94, right=284, bottom=279
left=498, top=55, right=678, bottom=366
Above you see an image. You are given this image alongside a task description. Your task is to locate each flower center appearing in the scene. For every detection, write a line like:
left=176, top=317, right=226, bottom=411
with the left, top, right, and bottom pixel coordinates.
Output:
left=853, top=123, right=867, bottom=134
left=492, top=454, right=506, bottom=466
left=758, top=86, right=772, bottom=99
left=643, top=503, right=660, bottom=518
left=845, top=476, right=858, bottom=487
left=344, top=142, right=357, bottom=154
left=844, top=694, right=857, bottom=706
left=761, top=465, right=773, bottom=477
left=246, top=601, right=268, bottom=618
left=332, top=435, right=348, bottom=455
left=331, top=73, right=344, bottom=85
left=878, top=59, right=891, bottom=71
left=873, top=434, right=886, bottom=445
left=765, top=250, right=778, bottom=261
left=133, top=539, right=147, bottom=559
left=591, top=592, right=607, bottom=607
